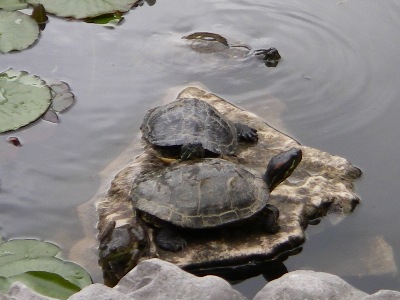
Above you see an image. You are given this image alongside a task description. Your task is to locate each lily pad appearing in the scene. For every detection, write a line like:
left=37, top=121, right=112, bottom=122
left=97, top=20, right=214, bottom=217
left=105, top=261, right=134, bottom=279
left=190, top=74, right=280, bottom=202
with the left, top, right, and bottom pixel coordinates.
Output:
left=0, top=68, right=52, bottom=133
left=26, top=0, right=141, bottom=19
left=0, top=257, right=92, bottom=289
left=49, top=81, right=75, bottom=113
left=85, top=13, right=125, bottom=28
left=0, top=239, right=60, bottom=266
left=0, top=0, right=28, bottom=11
left=0, top=238, right=92, bottom=299
left=0, top=272, right=81, bottom=299
left=0, top=11, right=40, bottom=53
left=42, top=109, right=59, bottom=123
left=41, top=79, right=75, bottom=123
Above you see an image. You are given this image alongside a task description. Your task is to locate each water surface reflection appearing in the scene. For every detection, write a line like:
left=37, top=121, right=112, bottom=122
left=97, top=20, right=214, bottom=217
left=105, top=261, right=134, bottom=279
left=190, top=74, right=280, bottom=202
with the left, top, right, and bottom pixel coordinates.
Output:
left=1, top=0, right=400, bottom=298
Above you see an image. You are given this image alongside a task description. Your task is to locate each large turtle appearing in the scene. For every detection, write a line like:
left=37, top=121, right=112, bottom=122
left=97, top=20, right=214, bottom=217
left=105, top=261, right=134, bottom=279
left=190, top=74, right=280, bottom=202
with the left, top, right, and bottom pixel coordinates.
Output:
left=130, top=147, right=302, bottom=252
left=141, top=97, right=258, bottom=160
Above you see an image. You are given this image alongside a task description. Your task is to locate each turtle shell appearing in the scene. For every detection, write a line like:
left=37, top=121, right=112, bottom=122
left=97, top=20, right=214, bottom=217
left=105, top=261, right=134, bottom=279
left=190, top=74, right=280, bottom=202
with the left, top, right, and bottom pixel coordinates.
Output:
left=130, top=158, right=269, bottom=229
left=141, top=98, right=238, bottom=156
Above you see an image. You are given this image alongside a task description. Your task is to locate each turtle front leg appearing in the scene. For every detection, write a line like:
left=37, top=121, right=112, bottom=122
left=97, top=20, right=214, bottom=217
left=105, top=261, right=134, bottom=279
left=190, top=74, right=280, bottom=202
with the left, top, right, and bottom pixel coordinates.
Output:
left=234, top=123, right=258, bottom=143
left=155, top=227, right=187, bottom=252
left=261, top=204, right=280, bottom=234
left=180, top=143, right=205, bottom=160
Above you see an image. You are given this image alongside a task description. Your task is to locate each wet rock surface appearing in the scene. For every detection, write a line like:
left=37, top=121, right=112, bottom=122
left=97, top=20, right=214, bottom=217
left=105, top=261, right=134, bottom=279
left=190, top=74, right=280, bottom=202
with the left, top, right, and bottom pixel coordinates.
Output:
left=96, top=86, right=362, bottom=284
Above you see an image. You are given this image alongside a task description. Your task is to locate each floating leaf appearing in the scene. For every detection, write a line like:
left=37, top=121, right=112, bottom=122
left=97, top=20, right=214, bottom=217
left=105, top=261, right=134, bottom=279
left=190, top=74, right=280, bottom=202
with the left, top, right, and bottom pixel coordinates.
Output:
left=0, top=68, right=52, bottom=133
left=26, top=0, right=141, bottom=19
left=0, top=238, right=92, bottom=299
left=0, top=271, right=81, bottom=299
left=0, top=11, right=40, bottom=53
left=85, top=13, right=124, bottom=28
left=145, top=0, right=156, bottom=6
left=0, top=257, right=92, bottom=289
left=6, top=136, right=22, bottom=146
left=31, top=3, right=48, bottom=26
left=49, top=81, right=75, bottom=113
left=42, top=109, right=59, bottom=123
left=0, top=0, right=28, bottom=11
left=0, top=239, right=60, bottom=266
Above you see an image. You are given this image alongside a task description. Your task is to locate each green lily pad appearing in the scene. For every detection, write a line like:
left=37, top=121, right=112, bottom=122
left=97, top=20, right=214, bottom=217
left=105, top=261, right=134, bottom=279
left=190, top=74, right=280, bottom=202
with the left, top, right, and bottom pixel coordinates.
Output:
left=0, top=68, right=52, bottom=133
left=0, top=0, right=28, bottom=11
left=0, top=238, right=92, bottom=299
left=85, top=13, right=125, bottom=28
left=0, top=11, right=40, bottom=53
left=0, top=271, right=81, bottom=299
left=0, top=239, right=60, bottom=266
left=26, top=0, right=141, bottom=19
left=0, top=257, right=92, bottom=289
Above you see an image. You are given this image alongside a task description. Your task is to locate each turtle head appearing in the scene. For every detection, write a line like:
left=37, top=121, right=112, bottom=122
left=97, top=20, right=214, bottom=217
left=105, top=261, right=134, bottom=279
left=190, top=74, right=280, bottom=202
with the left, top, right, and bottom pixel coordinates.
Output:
left=264, top=148, right=302, bottom=191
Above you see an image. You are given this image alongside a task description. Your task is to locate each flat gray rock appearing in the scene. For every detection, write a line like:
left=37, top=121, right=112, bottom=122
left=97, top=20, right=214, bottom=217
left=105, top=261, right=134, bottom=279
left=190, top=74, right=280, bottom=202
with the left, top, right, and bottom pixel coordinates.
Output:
left=254, top=270, right=368, bottom=300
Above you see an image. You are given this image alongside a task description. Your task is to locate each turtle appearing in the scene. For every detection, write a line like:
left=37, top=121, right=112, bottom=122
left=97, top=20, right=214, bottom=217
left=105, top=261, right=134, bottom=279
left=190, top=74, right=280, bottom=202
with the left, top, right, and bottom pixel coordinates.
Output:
left=182, top=32, right=281, bottom=67
left=141, top=97, right=258, bottom=160
left=130, top=147, right=303, bottom=252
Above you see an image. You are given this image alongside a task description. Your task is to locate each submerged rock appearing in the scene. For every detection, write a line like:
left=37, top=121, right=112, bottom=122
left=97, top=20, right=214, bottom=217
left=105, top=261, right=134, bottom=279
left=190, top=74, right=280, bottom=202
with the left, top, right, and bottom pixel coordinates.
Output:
left=96, top=86, right=362, bottom=285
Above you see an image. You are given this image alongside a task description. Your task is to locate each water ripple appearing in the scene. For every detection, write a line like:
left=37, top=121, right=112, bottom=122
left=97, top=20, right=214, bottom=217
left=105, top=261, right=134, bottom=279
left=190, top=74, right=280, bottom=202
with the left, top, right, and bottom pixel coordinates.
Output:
left=180, top=0, right=400, bottom=138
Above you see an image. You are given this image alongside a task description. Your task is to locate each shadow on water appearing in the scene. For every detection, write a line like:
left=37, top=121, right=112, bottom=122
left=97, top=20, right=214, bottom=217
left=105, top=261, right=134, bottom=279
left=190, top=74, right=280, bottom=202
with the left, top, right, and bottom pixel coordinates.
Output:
left=1, top=0, right=400, bottom=298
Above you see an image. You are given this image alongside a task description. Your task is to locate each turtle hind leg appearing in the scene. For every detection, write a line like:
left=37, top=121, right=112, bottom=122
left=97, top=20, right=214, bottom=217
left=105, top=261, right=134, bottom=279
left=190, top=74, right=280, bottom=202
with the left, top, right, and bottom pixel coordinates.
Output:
left=180, top=143, right=205, bottom=160
left=260, top=204, right=280, bottom=234
left=234, top=123, right=258, bottom=143
left=155, top=227, right=187, bottom=252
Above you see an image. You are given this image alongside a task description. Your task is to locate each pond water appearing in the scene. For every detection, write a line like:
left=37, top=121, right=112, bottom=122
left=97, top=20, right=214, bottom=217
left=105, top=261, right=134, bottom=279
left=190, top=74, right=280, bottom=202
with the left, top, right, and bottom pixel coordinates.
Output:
left=1, top=0, right=400, bottom=298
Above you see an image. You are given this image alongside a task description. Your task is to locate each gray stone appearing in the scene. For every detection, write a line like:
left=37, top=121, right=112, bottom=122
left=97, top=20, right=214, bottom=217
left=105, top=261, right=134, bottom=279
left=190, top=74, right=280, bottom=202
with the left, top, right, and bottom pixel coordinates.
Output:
left=0, top=282, right=56, bottom=300
left=67, top=283, right=130, bottom=300
left=363, top=290, right=400, bottom=300
left=115, top=258, right=245, bottom=300
left=253, top=270, right=368, bottom=300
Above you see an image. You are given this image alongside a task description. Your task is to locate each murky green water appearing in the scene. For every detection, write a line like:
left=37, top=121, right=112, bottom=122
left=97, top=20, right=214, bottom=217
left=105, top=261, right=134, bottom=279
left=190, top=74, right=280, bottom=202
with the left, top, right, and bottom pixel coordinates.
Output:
left=1, top=0, right=400, bottom=298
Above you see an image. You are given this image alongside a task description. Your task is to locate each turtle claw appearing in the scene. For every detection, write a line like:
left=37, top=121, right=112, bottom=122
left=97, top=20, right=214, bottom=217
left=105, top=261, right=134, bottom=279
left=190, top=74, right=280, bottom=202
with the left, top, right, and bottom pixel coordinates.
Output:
left=155, top=227, right=187, bottom=252
left=235, top=123, right=258, bottom=143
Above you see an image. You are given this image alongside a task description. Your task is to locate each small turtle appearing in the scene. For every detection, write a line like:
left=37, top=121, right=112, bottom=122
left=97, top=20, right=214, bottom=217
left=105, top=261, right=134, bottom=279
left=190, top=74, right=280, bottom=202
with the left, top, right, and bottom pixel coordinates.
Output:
left=141, top=97, right=258, bottom=160
left=130, top=147, right=302, bottom=252
left=183, top=32, right=281, bottom=67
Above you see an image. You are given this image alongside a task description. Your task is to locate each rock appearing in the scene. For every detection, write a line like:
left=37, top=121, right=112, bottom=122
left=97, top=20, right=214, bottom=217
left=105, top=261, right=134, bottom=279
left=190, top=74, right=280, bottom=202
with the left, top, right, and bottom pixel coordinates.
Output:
left=115, top=258, right=245, bottom=300
left=303, top=235, right=397, bottom=278
left=254, top=270, right=368, bottom=300
left=0, top=282, right=56, bottom=300
left=364, top=290, right=400, bottom=300
left=3, top=267, right=400, bottom=300
left=67, top=283, right=130, bottom=300
left=96, top=86, right=362, bottom=284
